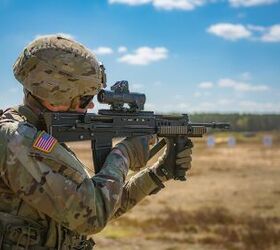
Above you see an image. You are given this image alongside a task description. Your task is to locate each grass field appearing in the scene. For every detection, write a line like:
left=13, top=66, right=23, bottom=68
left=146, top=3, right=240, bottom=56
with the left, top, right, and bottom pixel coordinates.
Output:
left=68, top=132, right=280, bottom=250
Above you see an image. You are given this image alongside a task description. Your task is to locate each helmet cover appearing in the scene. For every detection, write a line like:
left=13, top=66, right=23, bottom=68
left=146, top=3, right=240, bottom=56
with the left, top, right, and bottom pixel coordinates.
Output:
left=13, top=34, right=106, bottom=106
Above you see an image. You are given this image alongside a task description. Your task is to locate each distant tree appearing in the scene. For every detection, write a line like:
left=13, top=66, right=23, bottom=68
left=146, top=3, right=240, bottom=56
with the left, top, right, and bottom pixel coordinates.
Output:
left=188, top=113, right=280, bottom=131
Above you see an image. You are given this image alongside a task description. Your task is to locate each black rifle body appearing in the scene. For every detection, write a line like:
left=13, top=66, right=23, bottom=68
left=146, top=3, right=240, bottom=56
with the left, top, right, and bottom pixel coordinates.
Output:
left=44, top=109, right=229, bottom=181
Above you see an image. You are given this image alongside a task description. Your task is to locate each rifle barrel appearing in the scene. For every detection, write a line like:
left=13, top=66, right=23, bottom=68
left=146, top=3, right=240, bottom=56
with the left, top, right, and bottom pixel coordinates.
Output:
left=190, top=122, right=230, bottom=129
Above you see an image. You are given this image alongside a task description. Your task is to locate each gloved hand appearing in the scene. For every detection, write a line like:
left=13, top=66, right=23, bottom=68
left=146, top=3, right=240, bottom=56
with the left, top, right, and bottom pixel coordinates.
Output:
left=150, top=138, right=193, bottom=182
left=115, top=136, right=151, bottom=171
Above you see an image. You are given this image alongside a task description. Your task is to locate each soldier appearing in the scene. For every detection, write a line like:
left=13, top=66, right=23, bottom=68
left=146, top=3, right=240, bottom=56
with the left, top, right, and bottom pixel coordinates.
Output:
left=0, top=35, right=193, bottom=249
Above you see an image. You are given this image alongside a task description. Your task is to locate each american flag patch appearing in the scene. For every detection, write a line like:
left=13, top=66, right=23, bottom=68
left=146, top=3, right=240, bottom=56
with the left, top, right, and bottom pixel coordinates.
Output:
left=33, top=131, right=57, bottom=153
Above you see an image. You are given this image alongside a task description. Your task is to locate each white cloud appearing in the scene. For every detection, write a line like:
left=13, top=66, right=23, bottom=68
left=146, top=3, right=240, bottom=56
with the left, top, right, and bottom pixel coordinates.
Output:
left=239, top=100, right=259, bottom=107
left=193, top=91, right=211, bottom=97
left=193, top=102, right=216, bottom=112
left=229, top=0, right=278, bottom=7
left=118, top=46, right=128, bottom=53
left=8, top=86, right=21, bottom=93
left=109, top=0, right=278, bottom=11
left=218, top=78, right=269, bottom=92
left=175, top=94, right=183, bottom=100
left=118, top=47, right=168, bottom=65
left=207, top=23, right=280, bottom=43
left=194, top=91, right=202, bottom=97
left=247, top=25, right=266, bottom=32
left=178, top=102, right=190, bottom=109
left=217, top=99, right=233, bottom=105
left=160, top=102, right=191, bottom=112
left=145, top=103, right=156, bottom=110
left=93, top=47, right=114, bottom=55
left=261, top=25, right=280, bottom=42
left=153, top=0, right=205, bottom=11
left=133, top=98, right=279, bottom=113
left=190, top=100, right=280, bottom=113
left=238, top=101, right=280, bottom=112
left=187, top=98, right=280, bottom=113
left=198, top=81, right=214, bottom=89
left=109, top=0, right=151, bottom=5
left=109, top=0, right=207, bottom=11
left=240, top=72, right=252, bottom=81
left=207, top=23, right=251, bottom=41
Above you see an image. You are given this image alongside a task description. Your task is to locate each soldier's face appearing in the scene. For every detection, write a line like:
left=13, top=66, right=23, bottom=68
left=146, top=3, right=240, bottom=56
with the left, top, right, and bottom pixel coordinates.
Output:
left=41, top=99, right=95, bottom=113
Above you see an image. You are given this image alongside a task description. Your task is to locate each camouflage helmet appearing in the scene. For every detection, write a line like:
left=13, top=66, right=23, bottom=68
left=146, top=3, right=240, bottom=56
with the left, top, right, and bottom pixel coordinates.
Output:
left=13, top=34, right=106, bottom=106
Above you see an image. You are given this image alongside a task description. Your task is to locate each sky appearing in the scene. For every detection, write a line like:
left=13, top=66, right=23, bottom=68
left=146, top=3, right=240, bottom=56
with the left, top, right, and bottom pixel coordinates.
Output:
left=0, top=0, right=279, bottom=113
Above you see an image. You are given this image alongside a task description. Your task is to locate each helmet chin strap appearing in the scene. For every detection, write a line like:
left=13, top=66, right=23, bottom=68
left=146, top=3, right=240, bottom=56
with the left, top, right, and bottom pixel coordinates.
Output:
left=68, top=96, right=80, bottom=112
left=67, top=96, right=90, bottom=114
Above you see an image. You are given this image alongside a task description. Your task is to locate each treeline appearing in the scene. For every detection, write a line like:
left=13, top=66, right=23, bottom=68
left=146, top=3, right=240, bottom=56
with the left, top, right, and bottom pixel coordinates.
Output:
left=189, top=113, right=280, bottom=131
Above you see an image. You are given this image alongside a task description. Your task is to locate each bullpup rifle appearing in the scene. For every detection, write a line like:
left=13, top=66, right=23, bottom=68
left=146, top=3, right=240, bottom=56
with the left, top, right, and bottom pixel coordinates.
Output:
left=44, top=81, right=230, bottom=181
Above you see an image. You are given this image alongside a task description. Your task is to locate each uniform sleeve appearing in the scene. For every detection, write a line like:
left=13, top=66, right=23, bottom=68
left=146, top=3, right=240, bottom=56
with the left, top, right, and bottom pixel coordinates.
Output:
left=111, top=168, right=163, bottom=220
left=2, top=122, right=129, bottom=235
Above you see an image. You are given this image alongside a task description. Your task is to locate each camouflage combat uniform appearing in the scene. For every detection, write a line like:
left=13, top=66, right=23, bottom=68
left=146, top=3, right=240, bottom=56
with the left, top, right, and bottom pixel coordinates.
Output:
left=0, top=105, right=162, bottom=249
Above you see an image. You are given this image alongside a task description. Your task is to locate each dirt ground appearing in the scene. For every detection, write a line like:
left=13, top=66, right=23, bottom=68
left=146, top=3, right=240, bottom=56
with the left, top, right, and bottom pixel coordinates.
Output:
left=68, top=132, right=280, bottom=250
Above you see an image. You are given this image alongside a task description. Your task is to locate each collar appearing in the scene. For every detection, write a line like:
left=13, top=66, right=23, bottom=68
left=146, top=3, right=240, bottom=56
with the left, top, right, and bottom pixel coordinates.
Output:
left=16, top=105, right=46, bottom=131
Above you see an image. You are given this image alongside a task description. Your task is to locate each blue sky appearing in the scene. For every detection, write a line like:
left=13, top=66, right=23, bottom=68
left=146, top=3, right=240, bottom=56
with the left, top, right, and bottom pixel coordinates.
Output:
left=0, top=0, right=279, bottom=113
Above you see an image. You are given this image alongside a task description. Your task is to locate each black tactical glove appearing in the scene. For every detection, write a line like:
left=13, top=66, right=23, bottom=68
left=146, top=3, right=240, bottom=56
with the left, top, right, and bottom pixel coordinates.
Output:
left=115, top=136, right=151, bottom=171
left=150, top=138, right=193, bottom=182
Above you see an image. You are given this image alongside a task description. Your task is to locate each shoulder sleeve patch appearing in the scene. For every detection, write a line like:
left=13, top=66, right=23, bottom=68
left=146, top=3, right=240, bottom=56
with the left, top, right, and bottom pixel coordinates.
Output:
left=33, top=131, right=57, bottom=153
